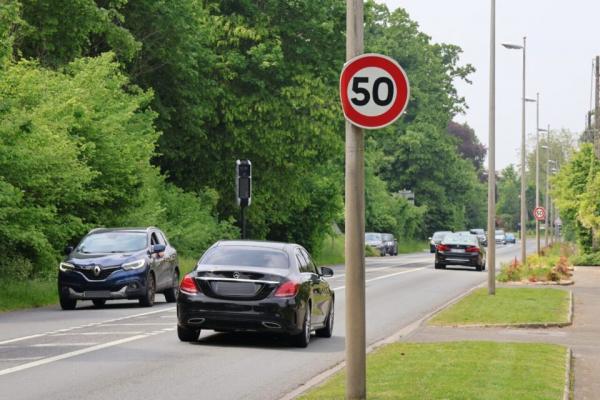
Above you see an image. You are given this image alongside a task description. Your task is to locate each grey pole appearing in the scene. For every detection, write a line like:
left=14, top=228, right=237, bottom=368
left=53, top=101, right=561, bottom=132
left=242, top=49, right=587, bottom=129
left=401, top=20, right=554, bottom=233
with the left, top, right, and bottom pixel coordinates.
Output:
left=520, top=36, right=527, bottom=264
left=345, top=1, right=366, bottom=398
left=487, top=0, right=496, bottom=295
left=535, top=92, right=540, bottom=255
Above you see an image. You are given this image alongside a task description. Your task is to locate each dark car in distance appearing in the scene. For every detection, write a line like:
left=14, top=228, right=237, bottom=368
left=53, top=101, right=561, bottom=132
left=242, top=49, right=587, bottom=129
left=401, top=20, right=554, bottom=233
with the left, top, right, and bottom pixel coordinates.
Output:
left=176, top=240, right=335, bottom=348
left=365, top=232, right=386, bottom=256
left=382, top=233, right=398, bottom=256
left=58, top=227, right=180, bottom=310
left=430, top=231, right=453, bottom=253
left=435, top=233, right=486, bottom=271
left=469, top=228, right=487, bottom=247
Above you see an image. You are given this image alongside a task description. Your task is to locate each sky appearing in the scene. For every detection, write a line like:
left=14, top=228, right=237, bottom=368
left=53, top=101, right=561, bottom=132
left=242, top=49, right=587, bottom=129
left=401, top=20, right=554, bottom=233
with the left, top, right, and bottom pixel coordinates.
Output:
left=382, top=0, right=600, bottom=170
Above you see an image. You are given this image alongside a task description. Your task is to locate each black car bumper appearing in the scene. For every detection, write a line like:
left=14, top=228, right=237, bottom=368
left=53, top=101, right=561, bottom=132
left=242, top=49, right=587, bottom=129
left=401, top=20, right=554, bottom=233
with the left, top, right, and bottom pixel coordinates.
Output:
left=177, top=293, right=305, bottom=335
left=436, top=251, right=480, bottom=266
left=58, top=269, right=148, bottom=300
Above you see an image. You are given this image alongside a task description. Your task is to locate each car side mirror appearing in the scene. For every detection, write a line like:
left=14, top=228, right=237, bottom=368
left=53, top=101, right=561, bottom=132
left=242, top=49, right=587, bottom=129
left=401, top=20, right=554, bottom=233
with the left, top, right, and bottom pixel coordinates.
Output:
left=64, top=245, right=74, bottom=255
left=151, top=244, right=166, bottom=254
left=320, top=267, right=334, bottom=277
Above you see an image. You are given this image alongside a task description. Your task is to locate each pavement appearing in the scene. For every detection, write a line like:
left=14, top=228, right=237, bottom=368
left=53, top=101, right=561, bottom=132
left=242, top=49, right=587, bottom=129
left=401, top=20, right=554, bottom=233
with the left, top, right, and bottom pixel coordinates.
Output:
left=403, top=266, right=600, bottom=400
left=0, top=243, right=529, bottom=400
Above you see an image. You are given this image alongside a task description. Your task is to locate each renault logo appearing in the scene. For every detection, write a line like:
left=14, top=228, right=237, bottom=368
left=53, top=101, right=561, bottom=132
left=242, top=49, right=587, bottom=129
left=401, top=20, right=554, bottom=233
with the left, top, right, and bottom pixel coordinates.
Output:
left=93, top=266, right=101, bottom=277
left=232, top=272, right=240, bottom=279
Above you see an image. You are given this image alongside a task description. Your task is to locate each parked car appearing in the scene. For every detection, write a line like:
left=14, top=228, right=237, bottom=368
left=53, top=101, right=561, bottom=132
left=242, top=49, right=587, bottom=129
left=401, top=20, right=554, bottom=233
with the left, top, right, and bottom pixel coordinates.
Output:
left=58, top=227, right=179, bottom=310
left=505, top=232, right=516, bottom=244
left=469, top=228, right=488, bottom=247
left=434, top=233, right=486, bottom=271
left=495, top=229, right=507, bottom=245
left=176, top=240, right=335, bottom=348
left=381, top=233, right=398, bottom=256
left=366, top=232, right=386, bottom=256
left=429, top=231, right=453, bottom=253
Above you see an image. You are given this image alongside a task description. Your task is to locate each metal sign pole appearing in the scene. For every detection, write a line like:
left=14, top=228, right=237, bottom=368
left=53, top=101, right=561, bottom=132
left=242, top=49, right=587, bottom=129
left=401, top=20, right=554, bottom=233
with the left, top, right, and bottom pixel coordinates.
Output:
left=345, top=0, right=366, bottom=398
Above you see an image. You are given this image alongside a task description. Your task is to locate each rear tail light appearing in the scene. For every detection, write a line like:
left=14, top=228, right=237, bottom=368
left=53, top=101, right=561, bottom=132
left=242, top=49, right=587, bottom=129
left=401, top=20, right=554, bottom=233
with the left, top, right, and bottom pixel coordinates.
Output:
left=466, top=246, right=480, bottom=253
left=180, top=274, right=199, bottom=294
left=274, top=281, right=300, bottom=297
left=436, top=244, right=450, bottom=252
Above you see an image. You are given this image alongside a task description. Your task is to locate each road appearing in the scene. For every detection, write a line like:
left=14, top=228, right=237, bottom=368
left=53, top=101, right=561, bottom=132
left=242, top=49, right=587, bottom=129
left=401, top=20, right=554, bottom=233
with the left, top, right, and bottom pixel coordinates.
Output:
left=0, top=243, right=529, bottom=400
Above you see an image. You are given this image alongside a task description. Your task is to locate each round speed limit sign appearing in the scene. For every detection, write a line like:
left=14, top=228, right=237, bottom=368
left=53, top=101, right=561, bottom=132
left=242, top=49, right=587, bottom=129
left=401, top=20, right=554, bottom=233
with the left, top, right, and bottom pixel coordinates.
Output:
left=534, top=207, right=546, bottom=221
left=340, top=53, right=410, bottom=129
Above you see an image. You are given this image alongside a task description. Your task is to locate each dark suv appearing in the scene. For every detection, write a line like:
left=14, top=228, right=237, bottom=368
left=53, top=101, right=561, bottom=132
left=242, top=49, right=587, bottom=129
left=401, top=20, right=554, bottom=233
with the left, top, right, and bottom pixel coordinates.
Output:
left=58, top=227, right=179, bottom=310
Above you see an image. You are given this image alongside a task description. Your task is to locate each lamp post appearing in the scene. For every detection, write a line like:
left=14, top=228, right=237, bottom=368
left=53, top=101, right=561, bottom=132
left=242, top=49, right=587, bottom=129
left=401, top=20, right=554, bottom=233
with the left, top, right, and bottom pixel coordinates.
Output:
left=539, top=126, right=549, bottom=249
left=503, top=37, right=530, bottom=263
left=487, top=0, right=496, bottom=295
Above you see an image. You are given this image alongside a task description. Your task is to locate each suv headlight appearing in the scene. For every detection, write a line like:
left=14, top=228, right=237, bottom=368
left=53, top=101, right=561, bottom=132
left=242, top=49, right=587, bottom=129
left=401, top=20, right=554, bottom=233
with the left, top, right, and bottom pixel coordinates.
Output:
left=122, top=259, right=146, bottom=271
left=59, top=262, right=75, bottom=272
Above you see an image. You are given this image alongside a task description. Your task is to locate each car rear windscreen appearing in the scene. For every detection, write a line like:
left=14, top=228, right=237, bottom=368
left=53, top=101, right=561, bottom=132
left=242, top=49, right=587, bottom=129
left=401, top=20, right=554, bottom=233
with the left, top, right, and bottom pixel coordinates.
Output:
left=77, top=232, right=147, bottom=253
left=443, top=234, right=478, bottom=245
left=200, top=246, right=289, bottom=269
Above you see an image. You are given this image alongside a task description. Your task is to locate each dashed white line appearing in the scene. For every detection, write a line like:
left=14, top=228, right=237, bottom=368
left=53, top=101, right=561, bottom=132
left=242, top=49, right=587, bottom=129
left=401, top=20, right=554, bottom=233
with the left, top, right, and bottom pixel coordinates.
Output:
left=0, top=357, right=45, bottom=362
left=102, top=323, right=174, bottom=326
left=30, top=343, right=98, bottom=348
left=51, top=331, right=144, bottom=336
left=0, top=335, right=149, bottom=377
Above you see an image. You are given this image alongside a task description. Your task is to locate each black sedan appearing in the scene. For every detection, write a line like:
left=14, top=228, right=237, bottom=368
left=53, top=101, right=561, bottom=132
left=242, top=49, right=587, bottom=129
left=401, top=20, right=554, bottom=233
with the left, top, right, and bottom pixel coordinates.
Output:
left=177, top=240, right=335, bottom=347
left=434, top=233, right=486, bottom=271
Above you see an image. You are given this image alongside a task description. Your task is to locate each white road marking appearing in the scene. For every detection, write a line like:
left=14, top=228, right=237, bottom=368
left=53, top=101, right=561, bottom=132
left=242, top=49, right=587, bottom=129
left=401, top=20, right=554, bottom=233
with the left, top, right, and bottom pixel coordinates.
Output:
left=0, top=335, right=149, bottom=377
left=0, top=307, right=175, bottom=345
left=326, top=266, right=393, bottom=281
left=333, top=267, right=425, bottom=291
left=30, top=343, right=98, bottom=347
left=0, top=357, right=44, bottom=362
left=102, top=323, right=174, bottom=326
left=51, top=331, right=144, bottom=336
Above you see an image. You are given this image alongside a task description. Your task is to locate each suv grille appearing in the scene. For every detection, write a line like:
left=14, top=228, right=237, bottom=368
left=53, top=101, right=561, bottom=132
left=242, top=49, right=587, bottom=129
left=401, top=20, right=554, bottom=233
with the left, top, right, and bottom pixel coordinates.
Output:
left=75, top=265, right=121, bottom=281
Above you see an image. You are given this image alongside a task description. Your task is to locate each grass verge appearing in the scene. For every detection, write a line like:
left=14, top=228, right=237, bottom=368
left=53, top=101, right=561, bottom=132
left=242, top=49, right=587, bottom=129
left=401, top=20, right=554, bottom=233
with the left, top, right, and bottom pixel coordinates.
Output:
left=300, top=341, right=567, bottom=400
left=398, top=239, right=428, bottom=254
left=315, top=234, right=345, bottom=265
left=429, top=287, right=570, bottom=326
left=0, top=279, right=58, bottom=312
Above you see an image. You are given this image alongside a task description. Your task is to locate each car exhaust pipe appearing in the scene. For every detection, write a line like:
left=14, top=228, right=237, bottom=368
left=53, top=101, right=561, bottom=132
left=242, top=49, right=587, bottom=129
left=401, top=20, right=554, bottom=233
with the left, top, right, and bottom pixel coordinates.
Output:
left=188, top=318, right=205, bottom=325
left=262, top=321, right=282, bottom=329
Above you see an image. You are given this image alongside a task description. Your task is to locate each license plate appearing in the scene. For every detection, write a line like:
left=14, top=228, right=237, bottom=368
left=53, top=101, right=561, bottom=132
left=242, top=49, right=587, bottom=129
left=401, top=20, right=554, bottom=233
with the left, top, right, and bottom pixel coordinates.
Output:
left=84, top=291, right=110, bottom=298
left=451, top=248, right=465, bottom=253
left=213, top=282, right=258, bottom=296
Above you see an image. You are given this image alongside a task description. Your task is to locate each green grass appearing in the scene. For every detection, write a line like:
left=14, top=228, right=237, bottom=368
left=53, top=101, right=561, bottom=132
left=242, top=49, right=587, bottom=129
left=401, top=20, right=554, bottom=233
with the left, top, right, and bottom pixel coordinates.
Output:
left=430, top=288, right=570, bottom=326
left=398, top=239, right=428, bottom=254
left=315, top=234, right=345, bottom=266
left=300, top=341, right=567, bottom=400
left=0, top=279, right=58, bottom=312
left=179, top=256, right=198, bottom=276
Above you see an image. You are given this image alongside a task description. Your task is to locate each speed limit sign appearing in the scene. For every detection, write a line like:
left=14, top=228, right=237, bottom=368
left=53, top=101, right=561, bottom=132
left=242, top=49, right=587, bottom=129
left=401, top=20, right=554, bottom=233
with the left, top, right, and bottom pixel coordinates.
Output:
left=340, top=53, right=410, bottom=129
left=534, top=207, right=546, bottom=221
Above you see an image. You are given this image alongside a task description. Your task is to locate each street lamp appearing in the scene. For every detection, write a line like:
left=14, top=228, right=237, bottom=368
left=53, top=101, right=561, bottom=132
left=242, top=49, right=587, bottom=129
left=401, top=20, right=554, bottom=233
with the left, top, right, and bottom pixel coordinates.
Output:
left=503, top=37, right=529, bottom=263
left=538, top=126, right=548, bottom=250
left=487, top=0, right=497, bottom=295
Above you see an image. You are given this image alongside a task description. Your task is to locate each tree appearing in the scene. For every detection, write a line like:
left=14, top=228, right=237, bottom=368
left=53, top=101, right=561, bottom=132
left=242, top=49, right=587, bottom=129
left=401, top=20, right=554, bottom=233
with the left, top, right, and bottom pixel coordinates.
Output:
left=447, top=121, right=487, bottom=174
left=496, top=165, right=520, bottom=231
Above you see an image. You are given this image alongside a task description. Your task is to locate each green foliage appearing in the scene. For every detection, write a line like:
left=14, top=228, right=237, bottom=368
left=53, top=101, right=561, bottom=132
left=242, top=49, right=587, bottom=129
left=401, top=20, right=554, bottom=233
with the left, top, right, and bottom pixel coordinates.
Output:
left=497, top=164, right=520, bottom=230
left=571, top=251, right=600, bottom=266
left=314, top=234, right=345, bottom=266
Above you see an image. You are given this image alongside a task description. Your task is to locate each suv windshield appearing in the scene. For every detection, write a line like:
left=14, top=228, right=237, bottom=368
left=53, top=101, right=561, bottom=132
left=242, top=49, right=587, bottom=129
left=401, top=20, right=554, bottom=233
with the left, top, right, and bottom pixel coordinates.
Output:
left=365, top=233, right=381, bottom=241
left=495, top=230, right=505, bottom=235
left=77, top=232, right=147, bottom=253
left=200, top=246, right=289, bottom=269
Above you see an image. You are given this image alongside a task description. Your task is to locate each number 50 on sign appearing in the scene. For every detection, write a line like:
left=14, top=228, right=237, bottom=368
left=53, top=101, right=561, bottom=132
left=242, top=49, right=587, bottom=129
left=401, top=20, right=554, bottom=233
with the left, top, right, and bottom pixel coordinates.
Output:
left=340, top=53, right=410, bottom=130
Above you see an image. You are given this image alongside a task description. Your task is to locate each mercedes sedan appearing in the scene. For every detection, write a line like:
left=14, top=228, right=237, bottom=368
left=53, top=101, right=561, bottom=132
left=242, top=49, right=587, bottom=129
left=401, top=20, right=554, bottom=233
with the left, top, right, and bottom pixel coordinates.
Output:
left=177, top=241, right=335, bottom=348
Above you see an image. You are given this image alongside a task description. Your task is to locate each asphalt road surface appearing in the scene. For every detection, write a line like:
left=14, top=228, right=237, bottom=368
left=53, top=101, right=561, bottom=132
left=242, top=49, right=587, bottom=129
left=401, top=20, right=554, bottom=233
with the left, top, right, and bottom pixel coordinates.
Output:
left=0, top=242, right=531, bottom=400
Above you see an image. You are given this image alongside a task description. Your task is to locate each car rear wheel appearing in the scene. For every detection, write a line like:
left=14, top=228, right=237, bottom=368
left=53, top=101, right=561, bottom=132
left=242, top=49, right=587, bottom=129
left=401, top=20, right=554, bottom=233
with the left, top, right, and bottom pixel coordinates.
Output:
left=177, top=325, right=200, bottom=342
left=92, top=299, right=106, bottom=307
left=163, top=270, right=179, bottom=303
left=292, top=303, right=312, bottom=348
left=316, top=300, right=334, bottom=338
left=59, top=290, right=77, bottom=310
left=139, top=273, right=156, bottom=307
left=434, top=263, right=445, bottom=269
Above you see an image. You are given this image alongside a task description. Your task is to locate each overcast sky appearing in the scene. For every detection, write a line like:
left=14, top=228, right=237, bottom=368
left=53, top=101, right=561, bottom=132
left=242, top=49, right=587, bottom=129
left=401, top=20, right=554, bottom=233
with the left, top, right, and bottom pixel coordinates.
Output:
left=381, top=0, right=600, bottom=170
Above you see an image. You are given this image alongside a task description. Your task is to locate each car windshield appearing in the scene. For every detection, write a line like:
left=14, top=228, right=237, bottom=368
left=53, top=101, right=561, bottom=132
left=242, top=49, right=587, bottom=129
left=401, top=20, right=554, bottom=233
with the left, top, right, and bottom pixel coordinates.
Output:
left=365, top=233, right=381, bottom=241
left=200, top=246, right=289, bottom=269
left=432, top=232, right=450, bottom=240
left=382, top=234, right=393, bottom=240
left=495, top=230, right=505, bottom=235
left=77, top=232, right=147, bottom=253
left=470, top=229, right=484, bottom=235
left=443, top=233, right=478, bottom=245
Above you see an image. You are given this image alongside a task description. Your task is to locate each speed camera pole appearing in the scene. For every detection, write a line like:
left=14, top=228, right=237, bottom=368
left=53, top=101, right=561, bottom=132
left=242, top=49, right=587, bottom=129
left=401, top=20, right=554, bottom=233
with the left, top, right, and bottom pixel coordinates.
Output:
left=345, top=1, right=366, bottom=398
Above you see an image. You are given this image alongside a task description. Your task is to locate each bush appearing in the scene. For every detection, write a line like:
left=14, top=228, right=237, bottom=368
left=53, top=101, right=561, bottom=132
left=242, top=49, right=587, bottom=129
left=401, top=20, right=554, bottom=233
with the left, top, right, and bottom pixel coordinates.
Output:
left=498, top=245, right=572, bottom=283
left=0, top=256, right=34, bottom=281
left=571, top=252, right=600, bottom=266
left=365, top=245, right=380, bottom=257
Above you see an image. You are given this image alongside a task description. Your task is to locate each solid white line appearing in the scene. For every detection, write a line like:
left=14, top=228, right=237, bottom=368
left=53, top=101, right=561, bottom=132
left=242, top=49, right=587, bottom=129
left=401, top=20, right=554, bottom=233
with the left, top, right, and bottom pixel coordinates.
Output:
left=102, top=323, right=174, bottom=326
left=51, top=332, right=144, bottom=336
left=30, top=343, right=98, bottom=347
left=0, top=335, right=148, bottom=377
left=333, top=267, right=426, bottom=291
left=0, top=307, right=175, bottom=346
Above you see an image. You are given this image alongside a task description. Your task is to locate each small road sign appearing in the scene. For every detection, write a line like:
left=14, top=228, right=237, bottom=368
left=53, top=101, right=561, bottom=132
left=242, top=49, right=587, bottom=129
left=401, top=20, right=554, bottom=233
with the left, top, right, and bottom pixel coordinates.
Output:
left=534, top=207, right=546, bottom=221
left=340, top=53, right=410, bottom=130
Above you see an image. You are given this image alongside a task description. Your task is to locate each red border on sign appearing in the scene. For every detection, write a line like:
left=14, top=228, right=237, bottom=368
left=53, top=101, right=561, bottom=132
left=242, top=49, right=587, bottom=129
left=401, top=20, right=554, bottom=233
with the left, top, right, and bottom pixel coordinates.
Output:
left=534, top=207, right=546, bottom=221
left=340, top=54, right=410, bottom=129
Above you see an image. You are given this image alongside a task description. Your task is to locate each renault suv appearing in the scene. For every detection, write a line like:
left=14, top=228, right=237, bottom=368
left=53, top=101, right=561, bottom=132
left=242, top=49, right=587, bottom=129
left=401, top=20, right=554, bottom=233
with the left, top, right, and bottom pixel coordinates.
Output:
left=58, top=227, right=179, bottom=310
